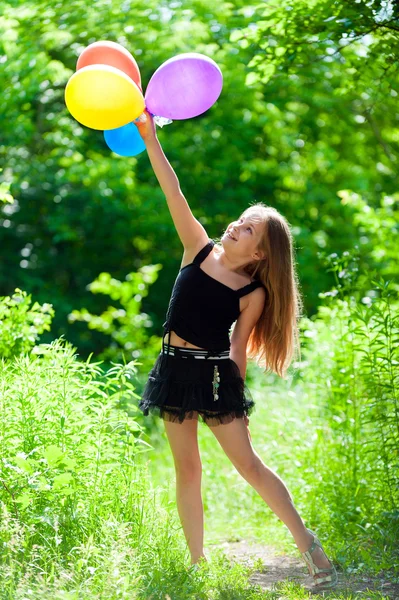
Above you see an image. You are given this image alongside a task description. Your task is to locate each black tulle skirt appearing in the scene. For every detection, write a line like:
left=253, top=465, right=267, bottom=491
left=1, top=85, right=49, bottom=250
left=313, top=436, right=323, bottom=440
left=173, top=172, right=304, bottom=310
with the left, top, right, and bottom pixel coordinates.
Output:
left=138, top=342, right=256, bottom=426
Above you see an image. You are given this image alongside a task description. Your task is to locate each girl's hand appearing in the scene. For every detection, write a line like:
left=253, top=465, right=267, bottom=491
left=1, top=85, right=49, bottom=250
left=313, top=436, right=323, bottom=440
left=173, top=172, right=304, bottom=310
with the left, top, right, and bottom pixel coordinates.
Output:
left=134, top=109, right=157, bottom=142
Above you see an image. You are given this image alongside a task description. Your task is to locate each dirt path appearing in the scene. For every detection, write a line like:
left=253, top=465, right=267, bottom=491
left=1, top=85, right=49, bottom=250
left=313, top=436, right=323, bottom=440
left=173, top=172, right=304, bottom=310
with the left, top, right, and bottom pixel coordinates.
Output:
left=211, top=539, right=399, bottom=598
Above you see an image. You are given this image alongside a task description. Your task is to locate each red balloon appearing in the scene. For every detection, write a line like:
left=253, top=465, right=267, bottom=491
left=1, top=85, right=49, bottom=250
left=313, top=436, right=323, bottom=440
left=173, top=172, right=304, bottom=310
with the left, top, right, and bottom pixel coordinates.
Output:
left=77, top=41, right=142, bottom=92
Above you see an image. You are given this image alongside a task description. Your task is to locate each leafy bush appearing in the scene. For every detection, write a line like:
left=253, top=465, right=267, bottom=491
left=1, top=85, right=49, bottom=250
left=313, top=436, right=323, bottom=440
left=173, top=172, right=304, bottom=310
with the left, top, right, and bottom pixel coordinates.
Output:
left=0, top=169, right=14, bottom=205
left=0, top=337, right=162, bottom=591
left=0, top=289, right=54, bottom=359
left=297, top=250, right=399, bottom=568
left=68, top=263, right=162, bottom=382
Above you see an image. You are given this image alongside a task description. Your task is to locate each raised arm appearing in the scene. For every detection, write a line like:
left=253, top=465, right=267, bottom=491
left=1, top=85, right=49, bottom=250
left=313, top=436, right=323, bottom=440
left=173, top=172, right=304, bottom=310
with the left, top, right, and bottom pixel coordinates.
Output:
left=134, top=111, right=207, bottom=250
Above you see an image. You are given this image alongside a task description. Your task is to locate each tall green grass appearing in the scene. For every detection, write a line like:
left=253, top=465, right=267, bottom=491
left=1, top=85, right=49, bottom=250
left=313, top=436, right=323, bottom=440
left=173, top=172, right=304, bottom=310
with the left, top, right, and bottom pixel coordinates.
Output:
left=292, top=257, right=399, bottom=572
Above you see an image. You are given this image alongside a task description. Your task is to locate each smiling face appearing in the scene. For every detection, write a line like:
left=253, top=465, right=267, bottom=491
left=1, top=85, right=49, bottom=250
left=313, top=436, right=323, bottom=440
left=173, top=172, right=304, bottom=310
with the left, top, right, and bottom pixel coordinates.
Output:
left=222, top=211, right=265, bottom=261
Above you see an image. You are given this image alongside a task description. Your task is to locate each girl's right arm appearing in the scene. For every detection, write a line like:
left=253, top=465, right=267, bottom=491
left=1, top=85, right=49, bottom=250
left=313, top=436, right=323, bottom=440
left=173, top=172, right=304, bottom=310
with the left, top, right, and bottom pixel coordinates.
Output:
left=134, top=110, right=207, bottom=250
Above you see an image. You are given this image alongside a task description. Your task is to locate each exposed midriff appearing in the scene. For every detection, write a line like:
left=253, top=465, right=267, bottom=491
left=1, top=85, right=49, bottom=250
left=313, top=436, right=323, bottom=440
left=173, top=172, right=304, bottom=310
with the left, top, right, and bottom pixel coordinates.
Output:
left=162, top=330, right=207, bottom=349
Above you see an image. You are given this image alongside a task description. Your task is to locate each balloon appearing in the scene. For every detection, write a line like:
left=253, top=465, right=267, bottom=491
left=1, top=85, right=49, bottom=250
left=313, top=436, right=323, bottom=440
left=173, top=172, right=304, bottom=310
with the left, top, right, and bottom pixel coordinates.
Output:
left=76, top=40, right=142, bottom=92
left=104, top=122, right=146, bottom=156
left=65, top=64, right=145, bottom=130
left=145, top=53, right=223, bottom=120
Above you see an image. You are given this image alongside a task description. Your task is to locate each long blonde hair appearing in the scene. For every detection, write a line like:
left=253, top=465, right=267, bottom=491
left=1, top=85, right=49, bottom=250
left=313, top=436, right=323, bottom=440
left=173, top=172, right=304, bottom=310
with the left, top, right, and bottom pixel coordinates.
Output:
left=214, top=202, right=304, bottom=379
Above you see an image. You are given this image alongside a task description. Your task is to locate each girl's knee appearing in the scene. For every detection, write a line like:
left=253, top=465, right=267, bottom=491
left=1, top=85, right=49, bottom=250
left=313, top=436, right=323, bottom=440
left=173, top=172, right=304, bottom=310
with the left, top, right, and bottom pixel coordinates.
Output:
left=175, top=461, right=202, bottom=482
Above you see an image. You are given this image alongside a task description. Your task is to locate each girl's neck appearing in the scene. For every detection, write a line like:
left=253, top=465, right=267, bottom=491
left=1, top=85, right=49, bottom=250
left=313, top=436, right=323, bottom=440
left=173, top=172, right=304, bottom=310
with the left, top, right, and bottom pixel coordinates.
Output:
left=214, top=243, right=251, bottom=278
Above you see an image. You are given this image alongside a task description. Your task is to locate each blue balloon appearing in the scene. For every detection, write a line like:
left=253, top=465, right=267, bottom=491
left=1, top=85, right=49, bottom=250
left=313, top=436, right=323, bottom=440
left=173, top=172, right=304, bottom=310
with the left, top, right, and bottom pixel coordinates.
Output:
left=104, top=121, right=146, bottom=157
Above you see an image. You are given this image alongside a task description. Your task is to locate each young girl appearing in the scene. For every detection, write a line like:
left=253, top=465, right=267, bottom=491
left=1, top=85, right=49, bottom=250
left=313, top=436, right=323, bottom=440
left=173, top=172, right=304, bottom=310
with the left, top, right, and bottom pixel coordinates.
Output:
left=134, top=110, right=338, bottom=590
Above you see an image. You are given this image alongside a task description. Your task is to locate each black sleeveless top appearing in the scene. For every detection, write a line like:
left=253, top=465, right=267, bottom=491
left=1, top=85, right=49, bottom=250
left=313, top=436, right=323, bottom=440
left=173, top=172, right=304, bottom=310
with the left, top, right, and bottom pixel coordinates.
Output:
left=162, top=238, right=266, bottom=353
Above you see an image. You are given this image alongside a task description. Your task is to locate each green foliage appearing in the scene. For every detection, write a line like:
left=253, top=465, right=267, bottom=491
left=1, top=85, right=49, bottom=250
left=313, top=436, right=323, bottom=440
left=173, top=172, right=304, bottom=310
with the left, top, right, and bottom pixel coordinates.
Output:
left=68, top=263, right=162, bottom=376
left=0, top=338, right=141, bottom=592
left=336, top=189, right=399, bottom=282
left=297, top=264, right=399, bottom=566
left=241, top=0, right=399, bottom=98
left=0, top=181, right=13, bottom=205
left=0, top=339, right=144, bottom=523
left=0, top=288, right=54, bottom=359
left=0, top=169, right=14, bottom=205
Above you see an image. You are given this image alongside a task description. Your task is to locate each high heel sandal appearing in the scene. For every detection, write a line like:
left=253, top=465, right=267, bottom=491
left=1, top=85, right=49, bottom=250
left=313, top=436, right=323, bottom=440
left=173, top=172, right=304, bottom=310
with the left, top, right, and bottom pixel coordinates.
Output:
left=301, top=528, right=338, bottom=590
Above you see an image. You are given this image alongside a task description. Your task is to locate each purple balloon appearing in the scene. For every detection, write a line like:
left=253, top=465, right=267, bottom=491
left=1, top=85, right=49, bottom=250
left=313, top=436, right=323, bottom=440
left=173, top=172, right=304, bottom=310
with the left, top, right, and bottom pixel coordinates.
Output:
left=145, top=53, right=223, bottom=120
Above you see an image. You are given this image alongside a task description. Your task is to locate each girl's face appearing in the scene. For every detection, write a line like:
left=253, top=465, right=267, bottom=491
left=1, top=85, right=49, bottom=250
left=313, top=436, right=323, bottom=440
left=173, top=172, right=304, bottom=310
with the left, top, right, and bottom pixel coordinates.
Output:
left=222, top=213, right=264, bottom=257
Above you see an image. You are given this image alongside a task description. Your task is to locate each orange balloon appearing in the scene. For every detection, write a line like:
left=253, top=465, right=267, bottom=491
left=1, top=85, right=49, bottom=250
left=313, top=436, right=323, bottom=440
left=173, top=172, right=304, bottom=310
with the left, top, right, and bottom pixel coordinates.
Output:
left=76, top=41, right=142, bottom=92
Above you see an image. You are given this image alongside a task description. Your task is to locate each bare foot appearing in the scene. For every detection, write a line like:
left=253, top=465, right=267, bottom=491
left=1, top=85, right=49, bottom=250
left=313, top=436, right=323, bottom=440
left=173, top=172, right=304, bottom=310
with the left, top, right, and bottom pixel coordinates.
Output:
left=191, top=555, right=208, bottom=566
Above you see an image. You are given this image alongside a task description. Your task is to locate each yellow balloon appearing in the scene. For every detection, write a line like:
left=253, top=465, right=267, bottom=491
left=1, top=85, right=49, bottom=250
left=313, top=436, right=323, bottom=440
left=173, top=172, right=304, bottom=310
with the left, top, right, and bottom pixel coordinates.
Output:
left=65, top=64, right=145, bottom=130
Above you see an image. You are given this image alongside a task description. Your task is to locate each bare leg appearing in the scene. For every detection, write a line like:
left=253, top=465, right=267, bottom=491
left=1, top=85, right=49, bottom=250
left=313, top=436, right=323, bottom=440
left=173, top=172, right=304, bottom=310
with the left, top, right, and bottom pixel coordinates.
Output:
left=164, top=415, right=207, bottom=565
left=208, top=418, right=333, bottom=579
left=175, top=472, right=206, bottom=564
